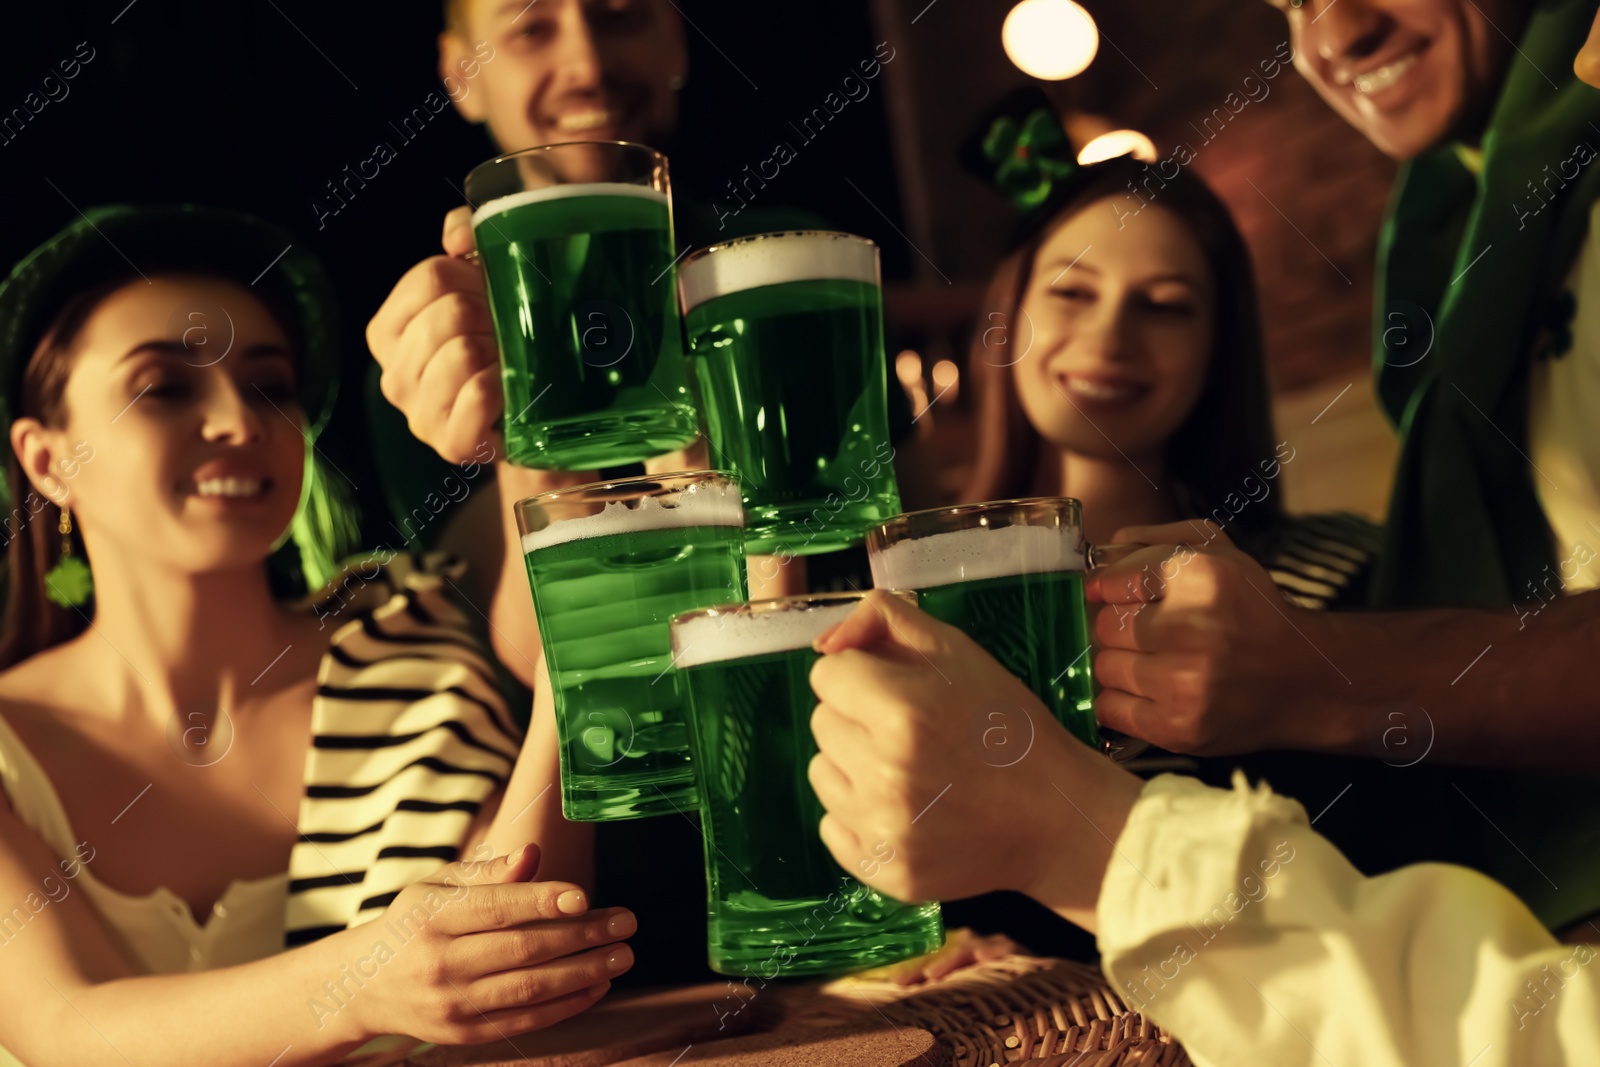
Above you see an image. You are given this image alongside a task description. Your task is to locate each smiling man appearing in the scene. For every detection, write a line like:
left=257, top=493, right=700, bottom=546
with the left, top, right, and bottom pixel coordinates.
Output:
left=1268, top=0, right=1530, bottom=159
left=1086, top=0, right=1600, bottom=941
left=362, top=0, right=866, bottom=990
left=438, top=0, right=686, bottom=154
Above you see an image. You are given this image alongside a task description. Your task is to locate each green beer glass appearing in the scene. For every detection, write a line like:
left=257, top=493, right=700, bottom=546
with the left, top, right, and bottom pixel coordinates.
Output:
left=466, top=141, right=698, bottom=470
left=679, top=231, right=901, bottom=556
left=671, top=592, right=944, bottom=976
left=517, top=470, right=748, bottom=822
left=868, top=499, right=1138, bottom=757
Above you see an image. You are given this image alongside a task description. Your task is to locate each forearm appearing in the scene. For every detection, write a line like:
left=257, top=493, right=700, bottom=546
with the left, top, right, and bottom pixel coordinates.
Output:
left=27, top=928, right=373, bottom=1067
left=485, top=465, right=549, bottom=689
left=1301, top=592, right=1600, bottom=769
left=1097, top=774, right=1597, bottom=1067
left=482, top=683, right=595, bottom=890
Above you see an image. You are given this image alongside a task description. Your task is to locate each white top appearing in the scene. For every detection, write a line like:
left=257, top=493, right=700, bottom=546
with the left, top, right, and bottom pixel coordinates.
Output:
left=0, top=713, right=288, bottom=975
left=1528, top=199, right=1600, bottom=593
left=1099, top=772, right=1600, bottom=1067
left=0, top=554, right=512, bottom=1065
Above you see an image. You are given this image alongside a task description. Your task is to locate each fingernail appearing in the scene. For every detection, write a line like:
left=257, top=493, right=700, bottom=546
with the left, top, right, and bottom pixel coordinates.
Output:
left=508, top=844, right=527, bottom=866
left=606, top=911, right=637, bottom=938
left=606, top=946, right=633, bottom=972
left=812, top=622, right=842, bottom=651
left=556, top=889, right=587, bottom=915
left=591, top=980, right=612, bottom=997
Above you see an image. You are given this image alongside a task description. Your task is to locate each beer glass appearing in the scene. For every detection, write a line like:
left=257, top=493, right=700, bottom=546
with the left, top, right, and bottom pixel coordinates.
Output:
left=671, top=592, right=944, bottom=976
left=517, top=471, right=747, bottom=822
left=679, top=231, right=900, bottom=556
left=868, top=498, right=1137, bottom=757
left=466, top=141, right=698, bottom=470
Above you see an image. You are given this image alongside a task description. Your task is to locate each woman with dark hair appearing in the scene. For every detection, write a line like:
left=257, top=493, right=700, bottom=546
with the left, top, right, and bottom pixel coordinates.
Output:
left=962, top=99, right=1379, bottom=610
left=0, top=206, right=629, bottom=1066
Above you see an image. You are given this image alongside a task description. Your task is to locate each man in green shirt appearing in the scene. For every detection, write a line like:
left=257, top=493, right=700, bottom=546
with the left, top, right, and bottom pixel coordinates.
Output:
left=1090, top=0, right=1600, bottom=937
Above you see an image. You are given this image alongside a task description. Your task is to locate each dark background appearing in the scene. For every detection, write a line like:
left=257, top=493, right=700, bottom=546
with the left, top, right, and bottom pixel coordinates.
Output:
left=1, top=0, right=911, bottom=534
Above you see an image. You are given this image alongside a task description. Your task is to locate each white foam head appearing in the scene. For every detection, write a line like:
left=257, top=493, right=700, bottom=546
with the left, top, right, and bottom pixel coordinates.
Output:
left=672, top=600, right=860, bottom=669
left=869, top=524, right=1085, bottom=589
left=678, top=231, right=879, bottom=312
left=471, top=182, right=668, bottom=229
left=521, top=479, right=743, bottom=554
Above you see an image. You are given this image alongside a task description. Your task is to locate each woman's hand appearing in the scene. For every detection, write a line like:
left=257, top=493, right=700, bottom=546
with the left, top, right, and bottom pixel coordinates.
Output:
left=855, top=928, right=1019, bottom=986
left=366, top=206, right=501, bottom=464
left=348, top=842, right=635, bottom=1046
left=807, top=591, right=1142, bottom=931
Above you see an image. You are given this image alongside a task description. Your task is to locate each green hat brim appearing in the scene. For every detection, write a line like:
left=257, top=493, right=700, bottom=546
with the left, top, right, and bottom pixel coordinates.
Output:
left=0, top=203, right=341, bottom=443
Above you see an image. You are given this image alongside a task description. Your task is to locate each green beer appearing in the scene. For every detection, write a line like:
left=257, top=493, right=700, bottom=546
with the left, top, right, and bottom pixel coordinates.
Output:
left=680, top=232, right=900, bottom=555
left=672, top=594, right=943, bottom=976
left=468, top=143, right=698, bottom=470
left=519, top=472, right=747, bottom=821
left=868, top=501, right=1100, bottom=749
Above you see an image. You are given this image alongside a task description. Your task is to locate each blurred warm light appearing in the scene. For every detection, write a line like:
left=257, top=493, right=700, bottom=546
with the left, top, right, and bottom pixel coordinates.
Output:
left=896, top=349, right=930, bottom=414
left=896, top=349, right=924, bottom=386
left=1078, top=129, right=1158, bottom=165
left=931, top=359, right=960, bottom=403
left=1002, top=0, right=1099, bottom=81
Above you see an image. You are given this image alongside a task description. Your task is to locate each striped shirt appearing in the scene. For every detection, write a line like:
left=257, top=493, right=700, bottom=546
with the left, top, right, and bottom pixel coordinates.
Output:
left=284, top=552, right=520, bottom=948
left=1258, top=512, right=1384, bottom=611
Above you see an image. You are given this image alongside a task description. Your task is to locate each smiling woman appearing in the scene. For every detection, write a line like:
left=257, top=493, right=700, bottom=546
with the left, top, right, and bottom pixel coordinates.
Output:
left=0, top=206, right=621, bottom=1066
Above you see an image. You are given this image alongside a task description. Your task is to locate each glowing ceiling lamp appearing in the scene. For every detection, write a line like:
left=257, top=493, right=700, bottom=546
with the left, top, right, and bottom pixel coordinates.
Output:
left=1077, top=128, right=1158, bottom=164
left=1002, top=0, right=1099, bottom=81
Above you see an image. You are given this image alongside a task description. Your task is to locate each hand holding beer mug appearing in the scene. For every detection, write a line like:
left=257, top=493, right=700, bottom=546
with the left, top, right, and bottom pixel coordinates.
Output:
left=671, top=593, right=944, bottom=976
left=867, top=498, right=1142, bottom=758
left=466, top=142, right=699, bottom=470
left=808, top=590, right=1143, bottom=928
left=1087, top=519, right=1324, bottom=757
left=367, top=207, right=504, bottom=464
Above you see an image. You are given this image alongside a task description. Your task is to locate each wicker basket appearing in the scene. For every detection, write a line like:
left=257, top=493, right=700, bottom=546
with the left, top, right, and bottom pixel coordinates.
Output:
left=795, top=955, right=1192, bottom=1067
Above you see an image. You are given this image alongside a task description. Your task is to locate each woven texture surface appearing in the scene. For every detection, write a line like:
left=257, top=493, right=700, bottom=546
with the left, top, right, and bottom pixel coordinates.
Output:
left=799, top=955, right=1192, bottom=1067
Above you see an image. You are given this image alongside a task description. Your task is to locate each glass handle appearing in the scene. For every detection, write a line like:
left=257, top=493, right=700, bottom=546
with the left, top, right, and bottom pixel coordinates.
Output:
left=1085, top=541, right=1147, bottom=570
left=1081, top=540, right=1156, bottom=763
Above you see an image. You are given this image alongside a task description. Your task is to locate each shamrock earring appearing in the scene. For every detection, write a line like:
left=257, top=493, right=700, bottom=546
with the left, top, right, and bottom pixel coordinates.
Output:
left=44, top=506, right=94, bottom=609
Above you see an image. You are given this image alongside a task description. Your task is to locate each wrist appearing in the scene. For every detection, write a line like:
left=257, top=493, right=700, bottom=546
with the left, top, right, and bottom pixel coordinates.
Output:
left=1266, top=608, right=1371, bottom=755
left=305, top=926, right=382, bottom=1051
left=1015, top=726, right=1143, bottom=929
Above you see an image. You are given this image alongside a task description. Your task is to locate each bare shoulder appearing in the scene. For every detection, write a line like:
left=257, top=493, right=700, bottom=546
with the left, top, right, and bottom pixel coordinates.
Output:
left=0, top=641, right=88, bottom=816
left=0, top=639, right=85, bottom=717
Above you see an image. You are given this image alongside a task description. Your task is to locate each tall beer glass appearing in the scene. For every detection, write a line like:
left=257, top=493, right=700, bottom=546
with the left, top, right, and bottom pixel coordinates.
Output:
left=868, top=499, right=1124, bottom=754
left=679, top=232, right=900, bottom=556
left=672, top=592, right=944, bottom=976
left=517, top=471, right=747, bottom=822
left=467, top=141, right=698, bottom=470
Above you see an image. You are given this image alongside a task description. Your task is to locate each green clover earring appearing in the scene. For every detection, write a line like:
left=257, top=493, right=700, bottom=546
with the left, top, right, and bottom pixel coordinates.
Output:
left=45, top=506, right=93, bottom=609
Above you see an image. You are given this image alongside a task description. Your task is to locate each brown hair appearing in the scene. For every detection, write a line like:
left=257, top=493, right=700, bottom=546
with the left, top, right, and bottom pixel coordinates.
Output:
left=0, top=280, right=124, bottom=669
left=964, top=157, right=1282, bottom=545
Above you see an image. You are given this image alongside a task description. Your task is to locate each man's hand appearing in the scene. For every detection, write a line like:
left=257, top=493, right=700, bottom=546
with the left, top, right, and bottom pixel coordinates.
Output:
left=807, top=591, right=1141, bottom=929
left=367, top=206, right=502, bottom=464
left=1086, top=520, right=1348, bottom=757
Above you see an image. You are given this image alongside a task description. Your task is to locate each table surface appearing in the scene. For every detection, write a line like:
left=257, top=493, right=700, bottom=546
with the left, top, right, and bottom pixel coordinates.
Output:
left=335, top=956, right=1189, bottom=1067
